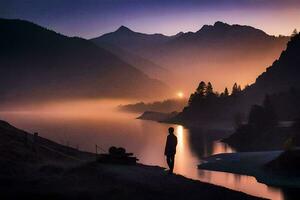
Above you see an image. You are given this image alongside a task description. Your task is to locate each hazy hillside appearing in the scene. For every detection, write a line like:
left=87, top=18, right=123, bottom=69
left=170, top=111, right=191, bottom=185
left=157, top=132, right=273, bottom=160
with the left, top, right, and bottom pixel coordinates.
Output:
left=93, top=22, right=289, bottom=93
left=245, top=33, right=300, bottom=99
left=172, top=33, right=300, bottom=124
left=160, top=22, right=289, bottom=92
left=0, top=19, right=170, bottom=102
left=222, top=33, right=300, bottom=150
left=91, top=41, right=170, bottom=81
left=91, top=26, right=177, bottom=81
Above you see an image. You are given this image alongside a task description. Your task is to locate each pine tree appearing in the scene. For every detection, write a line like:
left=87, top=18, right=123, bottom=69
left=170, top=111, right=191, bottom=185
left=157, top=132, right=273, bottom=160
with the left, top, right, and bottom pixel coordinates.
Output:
left=206, top=82, right=214, bottom=96
left=237, top=85, right=242, bottom=92
left=232, top=83, right=239, bottom=95
left=292, top=29, right=298, bottom=37
left=224, top=87, right=229, bottom=97
left=188, top=93, right=196, bottom=106
left=196, top=81, right=206, bottom=97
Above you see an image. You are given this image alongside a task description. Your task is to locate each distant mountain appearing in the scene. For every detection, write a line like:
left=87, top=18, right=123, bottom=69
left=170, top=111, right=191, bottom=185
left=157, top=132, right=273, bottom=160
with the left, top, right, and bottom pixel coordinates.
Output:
left=0, top=19, right=170, bottom=102
left=169, top=21, right=273, bottom=46
left=91, top=41, right=170, bottom=81
left=91, top=26, right=178, bottom=81
left=160, top=21, right=290, bottom=92
left=171, top=33, right=300, bottom=125
left=91, top=26, right=174, bottom=53
left=92, top=22, right=289, bottom=93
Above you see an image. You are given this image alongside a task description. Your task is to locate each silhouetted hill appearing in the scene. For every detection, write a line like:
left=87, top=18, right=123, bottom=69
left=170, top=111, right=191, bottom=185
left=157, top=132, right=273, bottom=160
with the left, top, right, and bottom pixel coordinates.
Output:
left=171, top=33, right=300, bottom=125
left=245, top=33, right=300, bottom=99
left=0, top=19, right=170, bottom=102
left=236, top=32, right=300, bottom=111
left=221, top=34, right=300, bottom=151
left=92, top=22, right=289, bottom=92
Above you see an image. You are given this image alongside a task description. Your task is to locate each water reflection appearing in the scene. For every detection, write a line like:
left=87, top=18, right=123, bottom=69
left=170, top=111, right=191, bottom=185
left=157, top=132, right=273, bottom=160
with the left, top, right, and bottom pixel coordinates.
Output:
left=212, top=142, right=235, bottom=155
left=173, top=125, right=284, bottom=200
left=174, top=125, right=200, bottom=178
left=0, top=99, right=287, bottom=200
left=197, top=170, right=283, bottom=200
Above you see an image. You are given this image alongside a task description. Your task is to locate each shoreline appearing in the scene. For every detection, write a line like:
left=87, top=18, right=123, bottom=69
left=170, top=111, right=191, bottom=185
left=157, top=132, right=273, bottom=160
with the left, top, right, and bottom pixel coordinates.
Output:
left=199, top=151, right=300, bottom=188
left=136, top=110, right=235, bottom=131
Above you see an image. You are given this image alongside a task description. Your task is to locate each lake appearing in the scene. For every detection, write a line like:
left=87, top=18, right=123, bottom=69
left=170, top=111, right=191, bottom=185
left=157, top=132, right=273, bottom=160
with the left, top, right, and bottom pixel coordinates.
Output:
left=0, top=99, right=285, bottom=200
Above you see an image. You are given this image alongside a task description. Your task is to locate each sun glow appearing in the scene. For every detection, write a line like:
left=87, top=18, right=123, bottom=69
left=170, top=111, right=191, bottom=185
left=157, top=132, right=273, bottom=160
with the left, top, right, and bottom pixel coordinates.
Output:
left=176, top=92, right=184, bottom=98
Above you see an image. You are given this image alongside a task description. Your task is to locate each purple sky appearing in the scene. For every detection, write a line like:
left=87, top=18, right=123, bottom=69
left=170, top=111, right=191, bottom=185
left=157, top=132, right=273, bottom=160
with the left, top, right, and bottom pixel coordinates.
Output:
left=1, top=0, right=300, bottom=38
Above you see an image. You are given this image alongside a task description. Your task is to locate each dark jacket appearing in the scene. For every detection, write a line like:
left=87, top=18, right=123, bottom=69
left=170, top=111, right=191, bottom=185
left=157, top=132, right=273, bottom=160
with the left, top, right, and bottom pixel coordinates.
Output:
left=164, top=134, right=178, bottom=156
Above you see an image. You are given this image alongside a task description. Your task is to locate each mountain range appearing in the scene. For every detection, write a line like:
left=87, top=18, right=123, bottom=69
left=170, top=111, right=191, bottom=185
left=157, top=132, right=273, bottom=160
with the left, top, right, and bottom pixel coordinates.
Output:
left=0, top=18, right=293, bottom=104
left=92, top=22, right=289, bottom=92
left=0, top=18, right=170, bottom=103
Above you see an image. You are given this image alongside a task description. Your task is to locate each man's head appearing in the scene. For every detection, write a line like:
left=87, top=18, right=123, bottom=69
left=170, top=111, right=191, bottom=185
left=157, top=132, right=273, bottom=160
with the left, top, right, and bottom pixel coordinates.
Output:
left=168, top=127, right=174, bottom=134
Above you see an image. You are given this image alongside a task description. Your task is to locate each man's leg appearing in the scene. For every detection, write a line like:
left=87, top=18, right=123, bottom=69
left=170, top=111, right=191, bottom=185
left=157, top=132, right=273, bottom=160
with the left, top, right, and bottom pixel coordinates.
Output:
left=170, top=154, right=175, bottom=173
left=166, top=155, right=172, bottom=170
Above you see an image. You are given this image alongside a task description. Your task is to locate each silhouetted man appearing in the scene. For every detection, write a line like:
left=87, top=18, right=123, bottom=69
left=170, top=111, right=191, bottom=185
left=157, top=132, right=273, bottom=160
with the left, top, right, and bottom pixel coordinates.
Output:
left=164, top=127, right=177, bottom=174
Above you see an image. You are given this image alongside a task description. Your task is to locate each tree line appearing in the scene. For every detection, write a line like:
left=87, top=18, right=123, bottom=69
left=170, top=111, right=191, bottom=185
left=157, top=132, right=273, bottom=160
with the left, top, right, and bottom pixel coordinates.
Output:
left=188, top=81, right=244, bottom=106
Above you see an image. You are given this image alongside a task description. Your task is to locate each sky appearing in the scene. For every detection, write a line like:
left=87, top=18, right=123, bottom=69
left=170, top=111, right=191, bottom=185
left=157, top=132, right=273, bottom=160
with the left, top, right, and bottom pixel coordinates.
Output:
left=1, top=0, right=300, bottom=38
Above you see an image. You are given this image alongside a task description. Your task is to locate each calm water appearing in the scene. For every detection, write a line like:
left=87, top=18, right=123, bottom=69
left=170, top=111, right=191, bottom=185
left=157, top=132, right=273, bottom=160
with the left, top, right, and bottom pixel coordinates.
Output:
left=0, top=99, right=284, bottom=200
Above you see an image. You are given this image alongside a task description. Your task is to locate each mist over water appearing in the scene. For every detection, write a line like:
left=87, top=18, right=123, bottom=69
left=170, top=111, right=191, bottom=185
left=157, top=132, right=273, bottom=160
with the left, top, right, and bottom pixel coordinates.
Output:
left=0, top=99, right=284, bottom=200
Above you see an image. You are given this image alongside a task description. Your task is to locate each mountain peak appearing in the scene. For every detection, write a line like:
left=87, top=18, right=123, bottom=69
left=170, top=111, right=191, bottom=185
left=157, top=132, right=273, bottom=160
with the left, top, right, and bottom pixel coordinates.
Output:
left=197, top=21, right=231, bottom=33
left=213, top=21, right=230, bottom=27
left=116, top=25, right=133, bottom=33
left=214, top=21, right=228, bottom=26
left=174, top=32, right=184, bottom=37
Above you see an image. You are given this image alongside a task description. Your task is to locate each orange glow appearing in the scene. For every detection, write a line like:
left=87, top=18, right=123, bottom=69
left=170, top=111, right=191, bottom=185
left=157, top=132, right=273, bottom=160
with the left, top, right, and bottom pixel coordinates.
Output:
left=174, top=125, right=200, bottom=178
left=176, top=92, right=184, bottom=98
